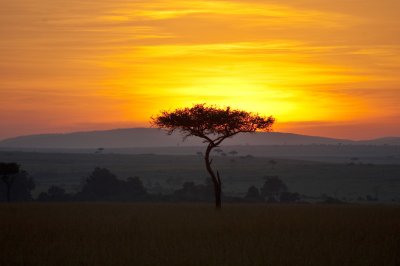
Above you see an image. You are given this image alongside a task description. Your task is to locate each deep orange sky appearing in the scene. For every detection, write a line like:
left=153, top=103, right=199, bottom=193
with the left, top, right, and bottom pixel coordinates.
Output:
left=1, top=0, right=399, bottom=140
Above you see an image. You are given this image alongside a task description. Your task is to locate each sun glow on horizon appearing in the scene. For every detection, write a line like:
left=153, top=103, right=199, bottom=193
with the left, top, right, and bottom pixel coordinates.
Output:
left=103, top=41, right=374, bottom=124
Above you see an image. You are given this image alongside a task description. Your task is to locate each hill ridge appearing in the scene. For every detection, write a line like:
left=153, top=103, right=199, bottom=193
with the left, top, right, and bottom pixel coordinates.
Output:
left=0, top=128, right=399, bottom=149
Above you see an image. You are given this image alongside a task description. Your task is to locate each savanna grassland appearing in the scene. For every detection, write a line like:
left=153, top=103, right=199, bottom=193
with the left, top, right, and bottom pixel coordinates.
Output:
left=1, top=203, right=399, bottom=266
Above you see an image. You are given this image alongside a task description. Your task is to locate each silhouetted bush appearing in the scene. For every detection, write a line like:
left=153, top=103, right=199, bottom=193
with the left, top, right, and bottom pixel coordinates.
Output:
left=0, top=165, right=35, bottom=202
left=76, top=168, right=120, bottom=201
left=166, top=176, right=183, bottom=187
left=244, top=186, right=263, bottom=202
left=37, top=186, right=72, bottom=202
left=75, top=168, right=148, bottom=201
left=260, top=176, right=288, bottom=201
left=366, top=195, right=378, bottom=201
left=120, top=177, right=148, bottom=201
left=172, top=180, right=213, bottom=202
left=320, top=195, right=345, bottom=204
left=279, top=191, right=300, bottom=203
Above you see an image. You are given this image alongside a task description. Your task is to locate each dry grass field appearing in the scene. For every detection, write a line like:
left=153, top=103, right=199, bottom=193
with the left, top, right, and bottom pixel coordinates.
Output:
left=1, top=203, right=399, bottom=266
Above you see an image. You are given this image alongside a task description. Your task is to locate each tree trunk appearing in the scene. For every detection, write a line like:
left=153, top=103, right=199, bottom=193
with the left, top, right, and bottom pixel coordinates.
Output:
left=215, top=171, right=222, bottom=209
left=205, top=143, right=222, bottom=209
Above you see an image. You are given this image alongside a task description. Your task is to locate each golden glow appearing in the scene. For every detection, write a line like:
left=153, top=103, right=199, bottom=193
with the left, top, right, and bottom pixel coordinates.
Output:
left=1, top=0, right=400, bottom=139
left=102, top=41, right=374, bottom=123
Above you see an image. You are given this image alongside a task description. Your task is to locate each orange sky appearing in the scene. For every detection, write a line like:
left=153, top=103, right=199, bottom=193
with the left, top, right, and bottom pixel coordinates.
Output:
left=1, top=0, right=399, bottom=140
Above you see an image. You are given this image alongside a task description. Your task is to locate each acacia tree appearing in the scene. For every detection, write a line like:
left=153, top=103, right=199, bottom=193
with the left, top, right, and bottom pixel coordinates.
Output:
left=151, top=104, right=275, bottom=209
left=0, top=162, right=20, bottom=202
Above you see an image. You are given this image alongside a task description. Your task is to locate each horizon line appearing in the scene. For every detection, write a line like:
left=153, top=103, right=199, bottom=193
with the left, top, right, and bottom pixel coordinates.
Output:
left=1, top=126, right=399, bottom=143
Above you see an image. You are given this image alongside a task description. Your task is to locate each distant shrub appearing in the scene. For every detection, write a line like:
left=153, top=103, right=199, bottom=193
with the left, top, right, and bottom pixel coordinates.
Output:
left=0, top=167, right=35, bottom=202
left=279, top=192, right=300, bottom=203
left=74, top=168, right=148, bottom=201
left=37, top=186, right=72, bottom=202
left=173, top=180, right=213, bottom=202
left=366, top=195, right=378, bottom=202
left=244, top=186, right=263, bottom=202
left=261, top=176, right=288, bottom=201
left=321, top=196, right=345, bottom=204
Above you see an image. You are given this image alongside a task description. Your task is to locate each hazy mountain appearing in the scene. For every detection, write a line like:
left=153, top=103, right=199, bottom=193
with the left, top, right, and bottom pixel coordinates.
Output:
left=0, top=128, right=398, bottom=149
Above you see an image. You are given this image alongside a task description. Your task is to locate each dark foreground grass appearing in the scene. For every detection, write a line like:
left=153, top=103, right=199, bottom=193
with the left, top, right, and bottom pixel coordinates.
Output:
left=0, top=204, right=399, bottom=266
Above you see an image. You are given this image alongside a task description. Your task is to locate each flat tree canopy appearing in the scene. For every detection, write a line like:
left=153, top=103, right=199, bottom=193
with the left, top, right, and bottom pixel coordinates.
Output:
left=151, top=104, right=275, bottom=209
left=152, top=103, right=274, bottom=143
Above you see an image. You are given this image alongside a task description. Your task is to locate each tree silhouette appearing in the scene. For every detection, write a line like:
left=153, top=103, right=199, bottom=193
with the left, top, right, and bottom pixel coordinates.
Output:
left=261, top=176, right=288, bottom=202
left=76, top=168, right=148, bottom=201
left=151, top=103, right=274, bottom=209
left=0, top=162, right=20, bottom=202
left=244, top=185, right=262, bottom=202
left=37, top=186, right=72, bottom=202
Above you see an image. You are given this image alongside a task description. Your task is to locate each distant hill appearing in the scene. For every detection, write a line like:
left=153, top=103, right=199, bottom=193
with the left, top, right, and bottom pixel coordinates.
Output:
left=0, top=128, right=398, bottom=149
